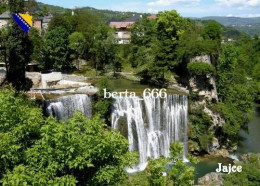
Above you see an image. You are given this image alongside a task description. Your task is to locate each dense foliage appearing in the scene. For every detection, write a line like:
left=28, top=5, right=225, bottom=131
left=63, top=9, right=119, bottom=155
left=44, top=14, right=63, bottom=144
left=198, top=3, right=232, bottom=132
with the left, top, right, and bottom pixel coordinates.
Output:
left=223, top=154, right=260, bottom=185
left=187, top=62, right=215, bottom=76
left=41, top=27, right=72, bottom=70
left=189, top=108, right=213, bottom=152
left=0, top=3, right=8, bottom=14
left=0, top=88, right=137, bottom=185
left=0, top=88, right=43, bottom=180
left=1, top=1, right=260, bottom=184
left=215, top=43, right=257, bottom=146
left=145, top=142, right=198, bottom=186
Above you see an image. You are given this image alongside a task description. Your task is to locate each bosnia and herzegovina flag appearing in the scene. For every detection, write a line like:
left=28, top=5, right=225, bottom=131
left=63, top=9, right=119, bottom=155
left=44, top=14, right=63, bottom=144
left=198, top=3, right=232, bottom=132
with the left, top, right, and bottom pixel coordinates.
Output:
left=12, top=13, right=33, bottom=34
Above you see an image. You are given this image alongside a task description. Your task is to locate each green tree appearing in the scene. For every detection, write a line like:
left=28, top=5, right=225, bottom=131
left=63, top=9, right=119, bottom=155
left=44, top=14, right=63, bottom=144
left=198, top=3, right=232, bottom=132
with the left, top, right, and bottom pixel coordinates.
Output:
left=153, top=10, right=188, bottom=82
left=169, top=142, right=198, bottom=186
left=189, top=108, right=213, bottom=151
left=217, top=44, right=241, bottom=101
left=146, top=157, right=170, bottom=186
left=145, top=142, right=197, bottom=186
left=216, top=43, right=255, bottom=145
left=48, top=14, right=73, bottom=33
left=29, top=27, right=43, bottom=64
left=0, top=0, right=33, bottom=91
left=41, top=27, right=72, bottom=70
left=131, top=18, right=156, bottom=46
left=0, top=2, right=8, bottom=15
left=69, top=32, right=86, bottom=69
left=91, top=30, right=116, bottom=72
left=253, top=62, right=260, bottom=81
left=202, top=21, right=222, bottom=41
left=93, top=77, right=114, bottom=121
left=0, top=88, right=43, bottom=179
left=134, top=46, right=155, bottom=81
left=1, top=112, right=137, bottom=185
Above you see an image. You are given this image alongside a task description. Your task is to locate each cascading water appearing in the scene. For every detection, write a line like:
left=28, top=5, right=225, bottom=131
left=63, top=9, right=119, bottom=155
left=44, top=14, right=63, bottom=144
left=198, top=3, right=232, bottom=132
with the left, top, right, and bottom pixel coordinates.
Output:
left=45, top=94, right=92, bottom=120
left=111, top=95, right=188, bottom=173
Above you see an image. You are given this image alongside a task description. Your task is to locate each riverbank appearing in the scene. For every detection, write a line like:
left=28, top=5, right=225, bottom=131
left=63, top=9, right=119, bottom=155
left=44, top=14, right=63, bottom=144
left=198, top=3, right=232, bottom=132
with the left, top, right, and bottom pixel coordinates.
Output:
left=195, top=104, right=260, bottom=184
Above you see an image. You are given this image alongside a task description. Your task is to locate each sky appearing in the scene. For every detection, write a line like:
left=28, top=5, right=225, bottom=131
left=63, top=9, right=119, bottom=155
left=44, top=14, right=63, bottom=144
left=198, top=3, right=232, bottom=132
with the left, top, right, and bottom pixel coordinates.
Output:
left=38, top=0, right=260, bottom=18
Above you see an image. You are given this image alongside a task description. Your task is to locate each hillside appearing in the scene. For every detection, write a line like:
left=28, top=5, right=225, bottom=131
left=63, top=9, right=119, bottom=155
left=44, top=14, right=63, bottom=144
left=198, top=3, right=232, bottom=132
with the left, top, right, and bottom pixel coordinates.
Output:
left=37, top=2, right=69, bottom=14
left=196, top=16, right=260, bottom=36
left=199, top=16, right=260, bottom=26
left=37, top=2, right=147, bottom=22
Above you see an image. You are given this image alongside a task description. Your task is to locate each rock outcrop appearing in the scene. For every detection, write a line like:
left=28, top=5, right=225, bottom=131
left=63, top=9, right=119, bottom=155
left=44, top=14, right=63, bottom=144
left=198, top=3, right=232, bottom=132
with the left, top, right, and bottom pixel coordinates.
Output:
left=198, top=172, right=224, bottom=186
left=189, top=55, right=225, bottom=154
left=26, top=72, right=42, bottom=88
left=190, top=55, right=211, bottom=64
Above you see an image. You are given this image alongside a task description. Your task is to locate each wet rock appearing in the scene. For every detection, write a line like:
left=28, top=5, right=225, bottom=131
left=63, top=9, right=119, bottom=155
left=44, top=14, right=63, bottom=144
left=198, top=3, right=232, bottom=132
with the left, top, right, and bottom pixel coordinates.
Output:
left=209, top=138, right=221, bottom=152
left=210, top=149, right=230, bottom=158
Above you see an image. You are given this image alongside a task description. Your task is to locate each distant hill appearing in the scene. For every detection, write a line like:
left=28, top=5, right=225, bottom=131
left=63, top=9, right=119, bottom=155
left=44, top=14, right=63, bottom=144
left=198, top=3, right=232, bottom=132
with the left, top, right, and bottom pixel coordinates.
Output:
left=37, top=2, right=69, bottom=14
left=37, top=2, right=147, bottom=22
left=199, top=16, right=260, bottom=26
left=196, top=16, right=260, bottom=36
left=79, top=7, right=148, bottom=22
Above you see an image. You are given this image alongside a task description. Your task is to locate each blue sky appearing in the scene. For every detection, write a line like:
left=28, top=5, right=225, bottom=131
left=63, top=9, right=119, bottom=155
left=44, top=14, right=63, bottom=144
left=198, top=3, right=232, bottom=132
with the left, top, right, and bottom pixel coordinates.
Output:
left=38, top=0, right=260, bottom=17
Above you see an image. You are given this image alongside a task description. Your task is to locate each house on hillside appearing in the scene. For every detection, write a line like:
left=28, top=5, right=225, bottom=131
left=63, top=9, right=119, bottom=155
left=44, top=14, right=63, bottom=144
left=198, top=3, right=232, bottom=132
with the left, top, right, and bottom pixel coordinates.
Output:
left=33, top=14, right=53, bottom=32
left=0, top=10, right=10, bottom=29
left=109, top=15, right=142, bottom=44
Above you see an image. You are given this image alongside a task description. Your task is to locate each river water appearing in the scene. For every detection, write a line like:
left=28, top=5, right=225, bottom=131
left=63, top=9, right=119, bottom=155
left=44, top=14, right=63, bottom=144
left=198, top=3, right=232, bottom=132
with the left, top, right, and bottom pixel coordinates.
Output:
left=236, top=104, right=260, bottom=154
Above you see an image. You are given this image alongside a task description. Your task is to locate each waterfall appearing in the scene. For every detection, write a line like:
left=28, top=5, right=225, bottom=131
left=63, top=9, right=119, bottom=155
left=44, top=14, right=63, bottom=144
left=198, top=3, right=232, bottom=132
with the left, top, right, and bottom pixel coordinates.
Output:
left=111, top=95, right=188, bottom=172
left=45, top=94, right=92, bottom=120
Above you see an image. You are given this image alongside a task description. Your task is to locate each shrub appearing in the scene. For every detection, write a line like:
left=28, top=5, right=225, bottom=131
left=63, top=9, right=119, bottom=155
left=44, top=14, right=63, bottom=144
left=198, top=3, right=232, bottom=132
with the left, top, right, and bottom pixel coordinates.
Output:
left=187, top=62, right=215, bottom=76
left=189, top=108, right=213, bottom=151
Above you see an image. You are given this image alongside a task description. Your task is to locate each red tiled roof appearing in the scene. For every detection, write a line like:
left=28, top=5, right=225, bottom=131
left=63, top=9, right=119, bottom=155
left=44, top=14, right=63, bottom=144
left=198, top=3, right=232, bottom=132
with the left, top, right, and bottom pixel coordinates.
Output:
left=148, top=15, right=157, bottom=20
left=109, top=21, right=135, bottom=29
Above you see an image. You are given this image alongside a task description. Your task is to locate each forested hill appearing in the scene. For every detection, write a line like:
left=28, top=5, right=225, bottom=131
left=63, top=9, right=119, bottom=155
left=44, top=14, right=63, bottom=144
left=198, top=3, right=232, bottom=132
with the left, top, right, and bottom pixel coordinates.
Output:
left=199, top=16, right=260, bottom=26
left=37, top=2, right=69, bottom=14
left=37, top=2, right=146, bottom=22
left=196, top=16, right=260, bottom=36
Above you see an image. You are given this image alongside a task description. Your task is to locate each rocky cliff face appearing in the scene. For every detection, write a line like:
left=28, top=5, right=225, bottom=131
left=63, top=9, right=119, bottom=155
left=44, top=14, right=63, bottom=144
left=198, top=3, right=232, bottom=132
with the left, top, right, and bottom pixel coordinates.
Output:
left=198, top=172, right=224, bottom=186
left=189, top=55, right=225, bottom=154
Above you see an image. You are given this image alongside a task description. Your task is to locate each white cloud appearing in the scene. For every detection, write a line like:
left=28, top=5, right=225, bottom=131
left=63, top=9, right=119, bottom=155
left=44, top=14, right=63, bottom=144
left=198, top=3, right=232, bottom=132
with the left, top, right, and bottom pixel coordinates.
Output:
left=215, top=0, right=260, bottom=7
left=227, top=14, right=233, bottom=17
left=147, top=0, right=200, bottom=6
